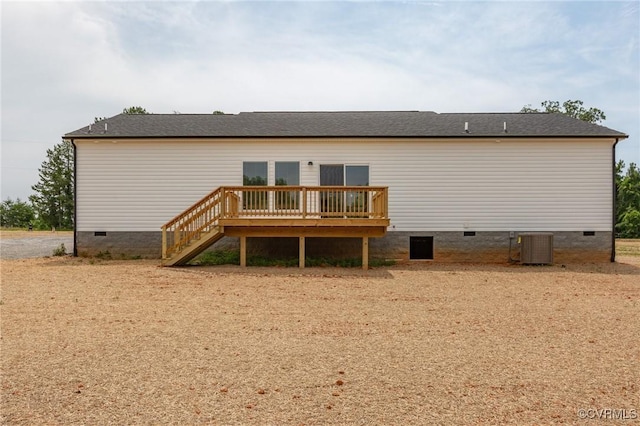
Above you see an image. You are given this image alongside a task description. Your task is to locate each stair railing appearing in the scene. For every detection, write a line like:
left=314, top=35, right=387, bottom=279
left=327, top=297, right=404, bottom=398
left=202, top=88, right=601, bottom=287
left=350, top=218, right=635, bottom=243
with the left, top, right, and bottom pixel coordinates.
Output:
left=162, top=187, right=225, bottom=258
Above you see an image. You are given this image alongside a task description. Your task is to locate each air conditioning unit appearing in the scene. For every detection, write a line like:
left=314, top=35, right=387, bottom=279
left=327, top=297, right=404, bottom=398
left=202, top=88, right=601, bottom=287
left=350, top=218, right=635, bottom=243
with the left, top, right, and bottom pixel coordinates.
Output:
left=520, top=233, right=553, bottom=265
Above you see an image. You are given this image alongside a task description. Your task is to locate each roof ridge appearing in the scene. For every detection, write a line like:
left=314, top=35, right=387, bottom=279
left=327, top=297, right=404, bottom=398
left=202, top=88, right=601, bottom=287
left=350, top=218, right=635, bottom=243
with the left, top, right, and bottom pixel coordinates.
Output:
left=245, top=110, right=426, bottom=114
left=440, top=112, right=552, bottom=115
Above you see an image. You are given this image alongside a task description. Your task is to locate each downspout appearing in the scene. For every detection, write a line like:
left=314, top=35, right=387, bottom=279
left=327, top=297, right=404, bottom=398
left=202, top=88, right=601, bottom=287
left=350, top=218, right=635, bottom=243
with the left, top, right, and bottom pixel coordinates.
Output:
left=611, top=138, right=619, bottom=262
left=71, top=139, right=78, bottom=257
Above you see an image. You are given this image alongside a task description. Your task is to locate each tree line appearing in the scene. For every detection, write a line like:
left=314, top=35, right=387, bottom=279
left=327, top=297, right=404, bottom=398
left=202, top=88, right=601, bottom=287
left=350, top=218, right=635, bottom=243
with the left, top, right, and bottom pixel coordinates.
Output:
left=2, top=102, right=639, bottom=238
left=616, top=161, right=640, bottom=238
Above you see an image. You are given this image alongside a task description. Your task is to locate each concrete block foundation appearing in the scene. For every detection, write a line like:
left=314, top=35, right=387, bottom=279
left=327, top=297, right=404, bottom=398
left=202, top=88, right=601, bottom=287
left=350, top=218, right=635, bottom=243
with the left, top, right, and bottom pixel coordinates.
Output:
left=77, top=230, right=612, bottom=264
left=368, top=231, right=611, bottom=264
left=77, top=231, right=162, bottom=258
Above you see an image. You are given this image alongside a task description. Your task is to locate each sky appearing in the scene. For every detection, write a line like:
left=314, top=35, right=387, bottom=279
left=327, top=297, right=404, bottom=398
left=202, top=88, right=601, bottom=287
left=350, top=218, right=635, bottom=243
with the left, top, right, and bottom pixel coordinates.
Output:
left=1, top=0, right=639, bottom=201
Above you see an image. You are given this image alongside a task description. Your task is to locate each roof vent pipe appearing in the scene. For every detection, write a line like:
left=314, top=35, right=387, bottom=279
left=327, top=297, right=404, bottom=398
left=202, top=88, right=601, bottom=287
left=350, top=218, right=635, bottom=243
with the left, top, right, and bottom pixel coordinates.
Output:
left=503, top=122, right=507, bottom=133
left=464, top=122, right=469, bottom=133
left=88, top=123, right=92, bottom=133
left=104, top=122, right=108, bottom=133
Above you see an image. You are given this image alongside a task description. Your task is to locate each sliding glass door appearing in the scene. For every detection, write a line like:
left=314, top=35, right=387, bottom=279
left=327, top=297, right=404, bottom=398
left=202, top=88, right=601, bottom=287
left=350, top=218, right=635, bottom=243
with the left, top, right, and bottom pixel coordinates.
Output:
left=320, top=165, right=343, bottom=216
left=320, top=165, right=369, bottom=216
left=345, top=165, right=369, bottom=215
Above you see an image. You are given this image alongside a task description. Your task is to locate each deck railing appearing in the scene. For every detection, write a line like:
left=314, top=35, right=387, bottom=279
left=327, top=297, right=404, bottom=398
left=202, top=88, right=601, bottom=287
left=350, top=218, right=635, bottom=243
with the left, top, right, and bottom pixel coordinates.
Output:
left=162, top=186, right=388, bottom=259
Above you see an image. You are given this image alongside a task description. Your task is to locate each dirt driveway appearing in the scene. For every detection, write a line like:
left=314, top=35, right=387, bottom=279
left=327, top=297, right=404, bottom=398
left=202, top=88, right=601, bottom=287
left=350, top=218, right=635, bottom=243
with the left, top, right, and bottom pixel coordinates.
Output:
left=0, top=231, right=73, bottom=259
left=1, top=249, right=639, bottom=425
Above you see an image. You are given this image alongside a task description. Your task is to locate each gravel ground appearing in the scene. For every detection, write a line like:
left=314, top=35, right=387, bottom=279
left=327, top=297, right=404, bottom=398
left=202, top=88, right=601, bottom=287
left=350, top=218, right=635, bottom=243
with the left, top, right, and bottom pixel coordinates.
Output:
left=1, top=249, right=639, bottom=425
left=0, top=231, right=73, bottom=259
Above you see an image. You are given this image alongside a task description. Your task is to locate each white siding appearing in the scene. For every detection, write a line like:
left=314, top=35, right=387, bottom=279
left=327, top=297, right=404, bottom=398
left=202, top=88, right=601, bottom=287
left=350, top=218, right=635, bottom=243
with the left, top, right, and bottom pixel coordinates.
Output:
left=75, top=138, right=614, bottom=232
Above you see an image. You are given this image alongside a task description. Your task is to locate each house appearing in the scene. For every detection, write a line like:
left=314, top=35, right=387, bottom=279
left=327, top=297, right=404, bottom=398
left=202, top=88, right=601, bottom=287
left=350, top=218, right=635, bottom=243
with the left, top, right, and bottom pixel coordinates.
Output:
left=64, top=111, right=627, bottom=267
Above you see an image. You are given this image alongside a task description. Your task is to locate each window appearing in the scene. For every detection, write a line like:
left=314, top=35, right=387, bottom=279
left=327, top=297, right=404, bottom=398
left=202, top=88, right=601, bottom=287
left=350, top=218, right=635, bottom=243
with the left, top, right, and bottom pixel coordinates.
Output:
left=243, top=162, right=267, bottom=210
left=275, top=162, right=300, bottom=210
left=275, top=162, right=299, bottom=186
left=243, top=162, right=267, bottom=186
left=410, top=236, right=434, bottom=260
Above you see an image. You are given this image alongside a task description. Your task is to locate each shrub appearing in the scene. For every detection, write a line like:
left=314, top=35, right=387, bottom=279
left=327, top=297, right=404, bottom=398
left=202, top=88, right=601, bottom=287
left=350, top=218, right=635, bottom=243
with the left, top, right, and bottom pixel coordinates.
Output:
left=617, top=209, right=640, bottom=239
left=191, top=250, right=240, bottom=266
left=190, top=250, right=396, bottom=268
left=52, top=244, right=67, bottom=257
left=249, top=255, right=298, bottom=267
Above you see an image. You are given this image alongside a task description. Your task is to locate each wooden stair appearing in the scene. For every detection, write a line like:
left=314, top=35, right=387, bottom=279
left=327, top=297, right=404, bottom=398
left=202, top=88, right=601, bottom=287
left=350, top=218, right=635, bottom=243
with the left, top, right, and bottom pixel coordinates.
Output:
left=162, top=226, right=224, bottom=266
left=161, top=187, right=227, bottom=267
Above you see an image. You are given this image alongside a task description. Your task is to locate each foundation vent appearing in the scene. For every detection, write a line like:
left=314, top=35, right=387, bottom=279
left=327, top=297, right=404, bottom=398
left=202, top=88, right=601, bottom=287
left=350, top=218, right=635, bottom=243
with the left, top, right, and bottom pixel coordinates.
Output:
left=520, top=233, right=553, bottom=265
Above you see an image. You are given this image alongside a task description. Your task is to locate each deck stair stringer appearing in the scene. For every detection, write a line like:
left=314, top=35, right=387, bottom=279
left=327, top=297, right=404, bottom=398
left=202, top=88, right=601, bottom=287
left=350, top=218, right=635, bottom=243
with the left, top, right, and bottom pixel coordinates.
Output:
left=162, top=227, right=224, bottom=266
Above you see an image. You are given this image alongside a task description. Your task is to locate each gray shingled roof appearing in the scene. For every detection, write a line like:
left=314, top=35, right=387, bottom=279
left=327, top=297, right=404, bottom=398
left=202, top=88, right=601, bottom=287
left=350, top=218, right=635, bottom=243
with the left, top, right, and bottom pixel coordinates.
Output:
left=64, top=111, right=628, bottom=139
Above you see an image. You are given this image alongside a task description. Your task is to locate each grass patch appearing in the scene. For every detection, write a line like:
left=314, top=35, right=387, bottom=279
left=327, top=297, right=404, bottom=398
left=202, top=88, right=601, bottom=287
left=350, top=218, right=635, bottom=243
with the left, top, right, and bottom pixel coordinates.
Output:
left=306, top=256, right=361, bottom=268
left=95, top=250, right=112, bottom=260
left=306, top=257, right=395, bottom=268
left=191, top=250, right=297, bottom=267
left=191, top=250, right=240, bottom=266
left=191, top=250, right=395, bottom=268
left=250, top=255, right=299, bottom=267
left=617, top=240, right=640, bottom=257
left=119, top=253, right=142, bottom=260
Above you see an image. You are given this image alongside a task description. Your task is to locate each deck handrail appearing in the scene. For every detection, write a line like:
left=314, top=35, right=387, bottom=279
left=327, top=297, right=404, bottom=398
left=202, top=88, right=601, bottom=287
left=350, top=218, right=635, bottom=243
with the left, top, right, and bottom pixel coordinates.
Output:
left=162, top=186, right=388, bottom=259
left=162, top=186, right=223, bottom=229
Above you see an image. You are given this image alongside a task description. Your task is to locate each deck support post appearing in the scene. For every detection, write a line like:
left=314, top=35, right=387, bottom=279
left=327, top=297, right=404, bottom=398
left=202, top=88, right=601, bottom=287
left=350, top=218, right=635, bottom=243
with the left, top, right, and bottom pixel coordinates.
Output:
left=240, top=236, right=247, bottom=267
left=362, top=237, right=369, bottom=270
left=299, top=237, right=305, bottom=268
left=161, top=226, right=167, bottom=259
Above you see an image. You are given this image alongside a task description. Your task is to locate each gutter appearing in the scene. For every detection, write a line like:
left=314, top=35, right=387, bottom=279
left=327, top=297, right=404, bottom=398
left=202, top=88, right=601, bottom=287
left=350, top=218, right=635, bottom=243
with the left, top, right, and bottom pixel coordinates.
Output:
left=611, top=138, right=620, bottom=262
left=64, top=134, right=628, bottom=141
left=608, top=133, right=629, bottom=261
left=71, top=139, right=77, bottom=257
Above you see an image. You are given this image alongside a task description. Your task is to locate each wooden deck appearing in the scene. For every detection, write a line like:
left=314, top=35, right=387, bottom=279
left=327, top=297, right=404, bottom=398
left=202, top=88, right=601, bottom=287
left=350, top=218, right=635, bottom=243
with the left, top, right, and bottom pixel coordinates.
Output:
left=161, top=186, right=389, bottom=268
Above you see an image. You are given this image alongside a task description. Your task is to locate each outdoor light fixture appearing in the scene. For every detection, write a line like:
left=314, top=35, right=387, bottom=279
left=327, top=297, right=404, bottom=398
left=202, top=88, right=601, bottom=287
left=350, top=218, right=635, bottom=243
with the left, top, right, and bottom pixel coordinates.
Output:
left=308, top=161, right=313, bottom=166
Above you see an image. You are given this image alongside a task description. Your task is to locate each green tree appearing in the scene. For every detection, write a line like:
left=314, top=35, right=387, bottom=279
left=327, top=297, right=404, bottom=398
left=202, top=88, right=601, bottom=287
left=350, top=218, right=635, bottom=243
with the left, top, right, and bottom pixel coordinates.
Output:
left=616, top=161, right=640, bottom=238
left=521, top=100, right=606, bottom=124
left=213, top=110, right=225, bottom=115
left=29, top=140, right=74, bottom=230
left=523, top=100, right=639, bottom=238
left=95, top=106, right=150, bottom=123
left=0, top=198, right=35, bottom=228
left=123, top=106, right=149, bottom=114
